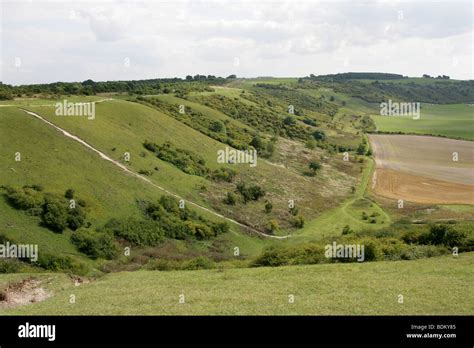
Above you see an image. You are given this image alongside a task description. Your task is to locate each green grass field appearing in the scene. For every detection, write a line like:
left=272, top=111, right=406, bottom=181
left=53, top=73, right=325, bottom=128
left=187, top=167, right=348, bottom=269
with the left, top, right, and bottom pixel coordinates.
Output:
left=371, top=103, right=474, bottom=140
left=1, top=252, right=472, bottom=315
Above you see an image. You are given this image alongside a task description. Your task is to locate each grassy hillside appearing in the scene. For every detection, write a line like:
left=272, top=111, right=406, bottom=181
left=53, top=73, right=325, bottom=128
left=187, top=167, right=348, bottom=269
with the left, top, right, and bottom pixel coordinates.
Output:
left=1, top=252, right=472, bottom=315
left=1, top=77, right=472, bottom=316
left=0, top=106, right=271, bottom=269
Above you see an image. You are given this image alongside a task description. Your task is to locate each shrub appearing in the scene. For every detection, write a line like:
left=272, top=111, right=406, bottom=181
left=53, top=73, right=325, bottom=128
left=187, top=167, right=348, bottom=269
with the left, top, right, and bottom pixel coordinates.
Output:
left=211, top=167, right=236, bottom=182
left=71, top=229, right=118, bottom=260
left=37, top=253, right=88, bottom=275
left=252, top=246, right=290, bottom=267
left=342, top=225, right=353, bottom=235
left=182, top=256, right=215, bottom=270
left=290, top=215, right=305, bottom=228
left=309, top=161, right=321, bottom=175
left=423, top=224, right=466, bottom=247
left=264, top=202, right=273, bottom=213
left=209, top=120, right=225, bottom=133
left=143, top=141, right=209, bottom=177
left=223, top=192, right=236, bottom=205
left=104, top=218, right=165, bottom=247
left=41, top=197, right=69, bottom=232
left=67, top=206, right=87, bottom=231
left=236, top=183, right=265, bottom=203
left=289, top=206, right=299, bottom=216
left=250, top=135, right=265, bottom=153
left=267, top=219, right=279, bottom=234
left=283, top=116, right=296, bottom=126
left=6, top=186, right=44, bottom=211
left=357, top=238, right=383, bottom=261
left=65, top=189, right=75, bottom=199
left=0, top=259, right=24, bottom=273
left=313, top=129, right=326, bottom=141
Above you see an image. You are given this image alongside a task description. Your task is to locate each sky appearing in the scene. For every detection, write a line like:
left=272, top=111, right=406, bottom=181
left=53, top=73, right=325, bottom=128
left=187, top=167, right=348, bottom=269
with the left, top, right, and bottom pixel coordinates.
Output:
left=0, top=0, right=472, bottom=85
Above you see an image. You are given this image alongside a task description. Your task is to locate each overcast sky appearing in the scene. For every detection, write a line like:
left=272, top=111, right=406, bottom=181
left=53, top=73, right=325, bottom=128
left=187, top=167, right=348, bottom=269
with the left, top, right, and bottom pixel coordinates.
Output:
left=0, top=0, right=472, bottom=85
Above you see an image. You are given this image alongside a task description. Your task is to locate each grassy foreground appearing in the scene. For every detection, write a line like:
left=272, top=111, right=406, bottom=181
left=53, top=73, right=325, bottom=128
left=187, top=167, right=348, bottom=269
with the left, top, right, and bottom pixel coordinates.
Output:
left=1, top=252, right=473, bottom=315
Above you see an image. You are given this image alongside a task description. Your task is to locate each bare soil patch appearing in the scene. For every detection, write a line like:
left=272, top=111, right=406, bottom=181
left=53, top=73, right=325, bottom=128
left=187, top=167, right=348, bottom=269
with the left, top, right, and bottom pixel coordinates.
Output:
left=0, top=278, right=51, bottom=309
left=368, top=134, right=474, bottom=204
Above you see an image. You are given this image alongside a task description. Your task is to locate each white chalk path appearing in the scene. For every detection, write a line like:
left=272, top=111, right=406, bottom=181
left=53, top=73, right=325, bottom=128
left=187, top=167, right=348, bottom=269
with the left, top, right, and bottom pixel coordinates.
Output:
left=21, top=108, right=290, bottom=239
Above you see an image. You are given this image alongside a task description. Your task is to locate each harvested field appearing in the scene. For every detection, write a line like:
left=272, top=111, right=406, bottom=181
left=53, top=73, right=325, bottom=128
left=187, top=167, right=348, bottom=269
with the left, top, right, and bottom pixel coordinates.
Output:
left=368, top=134, right=474, bottom=205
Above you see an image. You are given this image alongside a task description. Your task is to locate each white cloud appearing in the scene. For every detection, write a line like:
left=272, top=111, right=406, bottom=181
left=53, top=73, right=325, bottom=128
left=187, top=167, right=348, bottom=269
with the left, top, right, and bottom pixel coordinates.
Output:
left=0, top=0, right=472, bottom=84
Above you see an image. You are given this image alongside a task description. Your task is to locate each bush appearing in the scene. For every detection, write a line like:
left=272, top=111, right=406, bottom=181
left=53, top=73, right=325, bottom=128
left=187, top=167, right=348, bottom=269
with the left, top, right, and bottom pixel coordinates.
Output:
left=143, top=141, right=209, bottom=177
left=428, top=224, right=466, bottom=247
left=182, top=256, right=215, bottom=270
left=41, top=197, right=69, bottom=232
left=71, top=229, right=118, bottom=259
left=411, top=224, right=467, bottom=247
left=250, top=135, right=265, bottom=153
left=289, top=206, right=299, bottom=216
left=67, top=206, right=87, bottom=231
left=104, top=218, right=165, bottom=246
left=309, top=161, right=321, bottom=175
left=209, top=120, right=225, bottom=133
left=342, top=225, right=353, bottom=235
left=252, top=246, right=290, bottom=267
left=37, top=253, right=88, bottom=275
left=236, top=183, right=265, bottom=203
left=252, top=243, right=325, bottom=267
left=267, top=219, right=279, bottom=234
left=6, top=186, right=44, bottom=212
left=290, top=215, right=305, bottom=228
left=65, top=189, right=75, bottom=199
left=211, top=167, right=236, bottom=182
left=0, top=259, right=25, bottom=273
left=223, top=192, right=236, bottom=205
left=5, top=186, right=89, bottom=232
left=313, top=129, right=326, bottom=141
left=264, top=202, right=273, bottom=213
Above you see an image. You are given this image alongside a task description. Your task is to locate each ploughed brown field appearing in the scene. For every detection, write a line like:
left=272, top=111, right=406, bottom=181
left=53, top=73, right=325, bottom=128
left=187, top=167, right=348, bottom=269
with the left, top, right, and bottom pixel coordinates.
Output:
left=368, top=134, right=474, bottom=205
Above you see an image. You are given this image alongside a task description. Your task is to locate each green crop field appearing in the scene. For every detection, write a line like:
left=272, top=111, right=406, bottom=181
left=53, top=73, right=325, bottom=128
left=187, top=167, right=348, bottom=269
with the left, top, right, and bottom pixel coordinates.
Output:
left=371, top=103, right=474, bottom=140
